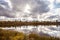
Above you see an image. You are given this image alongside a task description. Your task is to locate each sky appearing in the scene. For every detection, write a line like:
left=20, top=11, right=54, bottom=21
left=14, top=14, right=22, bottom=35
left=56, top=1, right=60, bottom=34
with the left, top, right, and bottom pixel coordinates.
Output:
left=0, top=0, right=60, bottom=38
left=0, top=0, right=59, bottom=21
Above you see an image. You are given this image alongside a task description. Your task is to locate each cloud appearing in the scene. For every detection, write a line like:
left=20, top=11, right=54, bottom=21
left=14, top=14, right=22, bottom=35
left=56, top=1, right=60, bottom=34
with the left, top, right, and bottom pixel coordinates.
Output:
left=0, top=0, right=50, bottom=17
left=0, top=0, right=15, bottom=18
left=0, top=0, right=12, bottom=10
left=30, top=0, right=50, bottom=14
left=54, top=0, right=60, bottom=8
left=0, top=0, right=59, bottom=21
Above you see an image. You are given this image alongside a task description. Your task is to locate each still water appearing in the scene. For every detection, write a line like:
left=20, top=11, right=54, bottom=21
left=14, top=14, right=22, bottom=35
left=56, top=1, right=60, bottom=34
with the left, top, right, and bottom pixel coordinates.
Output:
left=0, top=25, right=60, bottom=38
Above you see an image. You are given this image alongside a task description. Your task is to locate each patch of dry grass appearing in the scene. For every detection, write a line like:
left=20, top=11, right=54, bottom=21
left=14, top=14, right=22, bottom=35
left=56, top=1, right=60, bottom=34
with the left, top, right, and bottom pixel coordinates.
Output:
left=0, top=29, right=60, bottom=40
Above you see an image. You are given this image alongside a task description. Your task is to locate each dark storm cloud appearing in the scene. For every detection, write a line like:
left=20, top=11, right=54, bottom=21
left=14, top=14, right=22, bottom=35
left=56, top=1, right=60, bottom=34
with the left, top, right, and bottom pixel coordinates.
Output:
left=0, top=6, right=15, bottom=18
left=10, top=0, right=50, bottom=17
left=29, top=0, right=50, bottom=14
left=0, top=0, right=15, bottom=18
left=0, top=0, right=50, bottom=18
left=47, top=15, right=57, bottom=19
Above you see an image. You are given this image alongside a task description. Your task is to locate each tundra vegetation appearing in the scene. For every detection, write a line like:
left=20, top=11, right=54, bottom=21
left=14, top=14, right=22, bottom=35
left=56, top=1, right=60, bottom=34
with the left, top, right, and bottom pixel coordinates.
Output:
left=0, top=29, right=60, bottom=40
left=0, top=21, right=59, bottom=27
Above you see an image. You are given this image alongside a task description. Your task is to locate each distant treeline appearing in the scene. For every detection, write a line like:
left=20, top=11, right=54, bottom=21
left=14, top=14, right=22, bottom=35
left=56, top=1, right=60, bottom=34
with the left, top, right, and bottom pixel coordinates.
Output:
left=0, top=29, right=60, bottom=40
left=0, top=21, right=60, bottom=27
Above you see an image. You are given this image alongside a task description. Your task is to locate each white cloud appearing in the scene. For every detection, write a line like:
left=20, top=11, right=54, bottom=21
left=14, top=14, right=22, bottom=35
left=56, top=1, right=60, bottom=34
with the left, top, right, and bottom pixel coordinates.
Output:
left=24, top=4, right=31, bottom=14
left=55, top=0, right=60, bottom=3
left=0, top=0, right=59, bottom=21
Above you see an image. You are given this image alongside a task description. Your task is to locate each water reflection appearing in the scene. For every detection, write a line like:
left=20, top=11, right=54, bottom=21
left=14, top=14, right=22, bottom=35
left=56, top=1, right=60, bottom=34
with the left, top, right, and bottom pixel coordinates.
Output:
left=0, top=25, right=60, bottom=37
